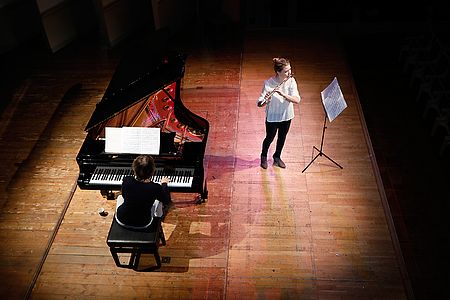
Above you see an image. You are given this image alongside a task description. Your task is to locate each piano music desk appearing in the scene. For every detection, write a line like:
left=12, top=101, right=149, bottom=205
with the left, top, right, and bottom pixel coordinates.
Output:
left=106, top=217, right=166, bottom=270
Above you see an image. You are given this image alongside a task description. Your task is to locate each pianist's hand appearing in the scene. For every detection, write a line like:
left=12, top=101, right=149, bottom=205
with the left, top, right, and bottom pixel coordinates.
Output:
left=161, top=176, right=170, bottom=185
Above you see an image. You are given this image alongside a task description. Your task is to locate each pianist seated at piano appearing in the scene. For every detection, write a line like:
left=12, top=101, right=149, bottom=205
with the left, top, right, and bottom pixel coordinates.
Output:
left=115, top=155, right=172, bottom=229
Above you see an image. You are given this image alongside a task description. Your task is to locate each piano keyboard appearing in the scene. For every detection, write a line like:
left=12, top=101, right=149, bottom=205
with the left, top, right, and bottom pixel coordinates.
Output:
left=90, top=166, right=194, bottom=188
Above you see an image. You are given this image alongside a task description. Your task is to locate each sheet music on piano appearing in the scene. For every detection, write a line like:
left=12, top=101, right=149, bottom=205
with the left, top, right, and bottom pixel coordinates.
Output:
left=105, top=127, right=160, bottom=155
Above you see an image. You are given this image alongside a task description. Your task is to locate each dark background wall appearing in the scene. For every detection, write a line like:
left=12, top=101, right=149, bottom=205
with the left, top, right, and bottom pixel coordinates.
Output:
left=1, top=1, right=449, bottom=55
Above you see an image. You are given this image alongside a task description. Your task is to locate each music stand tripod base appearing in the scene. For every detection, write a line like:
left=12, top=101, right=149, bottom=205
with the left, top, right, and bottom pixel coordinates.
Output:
left=302, top=146, right=343, bottom=173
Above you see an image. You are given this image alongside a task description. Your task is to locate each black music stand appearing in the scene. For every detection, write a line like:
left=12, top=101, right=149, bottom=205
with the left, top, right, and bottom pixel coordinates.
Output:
left=302, top=113, right=342, bottom=173
left=302, top=77, right=346, bottom=173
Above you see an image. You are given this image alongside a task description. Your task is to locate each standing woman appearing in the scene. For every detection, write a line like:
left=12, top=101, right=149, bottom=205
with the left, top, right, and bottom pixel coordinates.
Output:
left=257, top=57, right=301, bottom=169
left=115, top=155, right=172, bottom=229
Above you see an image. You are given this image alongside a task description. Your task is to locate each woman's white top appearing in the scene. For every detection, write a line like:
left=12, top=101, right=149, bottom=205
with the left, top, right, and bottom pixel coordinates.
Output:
left=256, top=76, right=300, bottom=122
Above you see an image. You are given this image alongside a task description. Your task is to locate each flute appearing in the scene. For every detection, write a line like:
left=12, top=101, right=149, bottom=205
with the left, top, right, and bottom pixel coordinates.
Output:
left=258, top=74, right=294, bottom=107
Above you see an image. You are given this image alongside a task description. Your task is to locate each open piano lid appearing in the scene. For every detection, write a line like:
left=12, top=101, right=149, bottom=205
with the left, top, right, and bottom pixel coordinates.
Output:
left=85, top=49, right=186, bottom=132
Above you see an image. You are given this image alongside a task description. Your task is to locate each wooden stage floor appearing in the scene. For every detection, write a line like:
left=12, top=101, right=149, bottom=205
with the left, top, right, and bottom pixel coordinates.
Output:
left=0, top=30, right=410, bottom=299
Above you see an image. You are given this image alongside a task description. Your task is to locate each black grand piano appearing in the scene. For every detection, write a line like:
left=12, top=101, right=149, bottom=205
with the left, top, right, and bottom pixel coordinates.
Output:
left=76, top=49, right=209, bottom=202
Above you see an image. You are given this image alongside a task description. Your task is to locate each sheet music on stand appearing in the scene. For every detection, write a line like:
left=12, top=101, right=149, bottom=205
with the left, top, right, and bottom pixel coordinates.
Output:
left=105, top=127, right=160, bottom=155
left=321, top=77, right=347, bottom=122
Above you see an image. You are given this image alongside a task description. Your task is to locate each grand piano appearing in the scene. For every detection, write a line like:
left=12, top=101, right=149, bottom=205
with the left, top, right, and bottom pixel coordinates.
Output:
left=76, top=48, right=209, bottom=202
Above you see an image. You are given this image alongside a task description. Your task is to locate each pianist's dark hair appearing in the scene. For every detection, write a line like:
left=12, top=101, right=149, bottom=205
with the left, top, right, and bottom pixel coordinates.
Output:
left=132, top=155, right=155, bottom=181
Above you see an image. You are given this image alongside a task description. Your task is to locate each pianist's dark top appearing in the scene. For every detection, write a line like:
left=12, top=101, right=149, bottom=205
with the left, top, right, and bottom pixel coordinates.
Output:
left=76, top=48, right=209, bottom=199
left=117, top=176, right=170, bottom=227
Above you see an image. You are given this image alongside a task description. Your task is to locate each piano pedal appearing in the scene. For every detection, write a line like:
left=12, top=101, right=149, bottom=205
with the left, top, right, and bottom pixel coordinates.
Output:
left=101, top=190, right=119, bottom=200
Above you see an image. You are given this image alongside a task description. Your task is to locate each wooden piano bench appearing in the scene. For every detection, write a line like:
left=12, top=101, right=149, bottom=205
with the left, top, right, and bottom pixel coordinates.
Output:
left=106, top=217, right=166, bottom=271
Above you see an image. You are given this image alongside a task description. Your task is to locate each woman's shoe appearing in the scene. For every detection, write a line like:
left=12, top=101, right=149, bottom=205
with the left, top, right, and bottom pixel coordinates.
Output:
left=273, top=157, right=286, bottom=168
left=260, top=155, right=268, bottom=169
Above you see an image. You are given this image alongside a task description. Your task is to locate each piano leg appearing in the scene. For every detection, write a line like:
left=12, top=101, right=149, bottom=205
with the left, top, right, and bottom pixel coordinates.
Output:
left=195, top=195, right=205, bottom=204
left=195, top=181, right=208, bottom=204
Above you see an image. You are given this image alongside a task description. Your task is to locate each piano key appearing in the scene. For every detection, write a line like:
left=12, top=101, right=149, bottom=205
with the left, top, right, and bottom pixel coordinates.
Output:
left=90, top=166, right=194, bottom=188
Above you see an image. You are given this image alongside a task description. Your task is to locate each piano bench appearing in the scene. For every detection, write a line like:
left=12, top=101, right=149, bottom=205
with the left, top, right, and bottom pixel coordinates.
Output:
left=106, top=217, right=166, bottom=271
